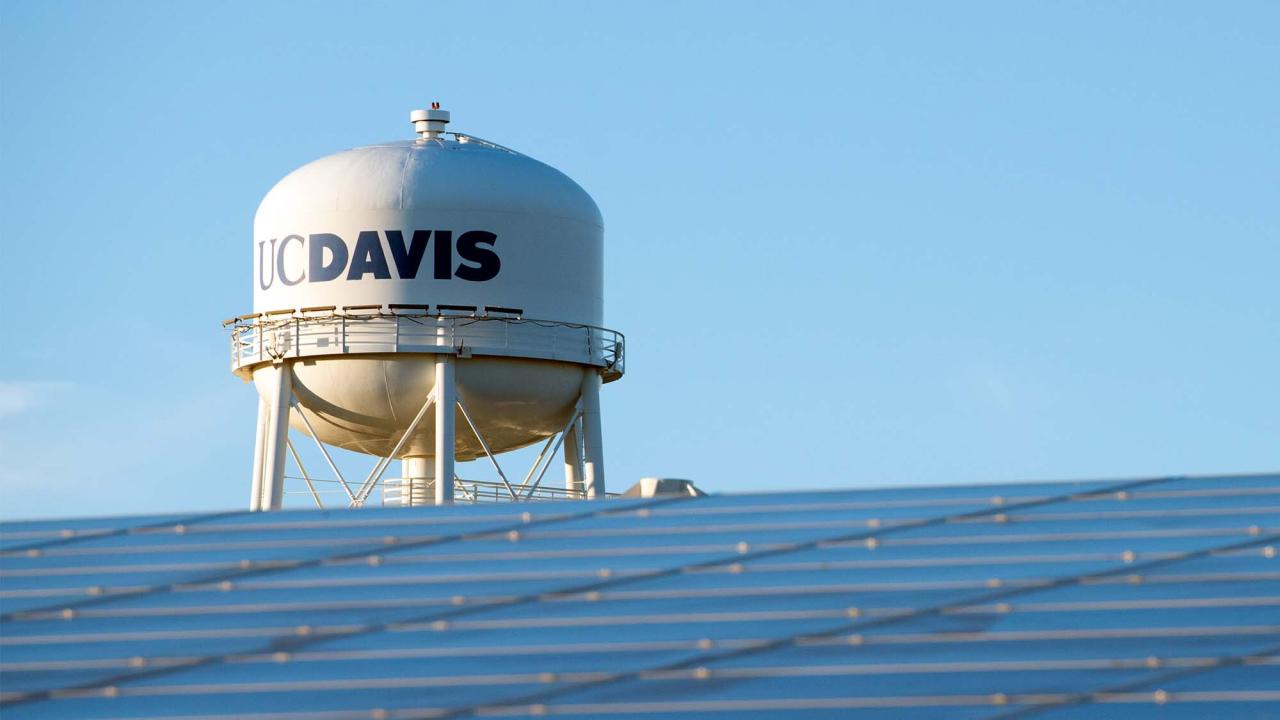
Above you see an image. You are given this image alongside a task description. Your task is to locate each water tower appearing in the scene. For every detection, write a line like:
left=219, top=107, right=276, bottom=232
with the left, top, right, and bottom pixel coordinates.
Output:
left=224, top=105, right=624, bottom=510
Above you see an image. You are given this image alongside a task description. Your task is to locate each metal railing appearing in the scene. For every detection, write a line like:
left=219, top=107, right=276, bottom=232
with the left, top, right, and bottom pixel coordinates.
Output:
left=226, top=310, right=624, bottom=381
left=382, top=477, right=617, bottom=505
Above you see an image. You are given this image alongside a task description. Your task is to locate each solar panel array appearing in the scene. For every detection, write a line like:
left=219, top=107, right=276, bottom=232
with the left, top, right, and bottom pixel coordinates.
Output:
left=2, top=472, right=1278, bottom=719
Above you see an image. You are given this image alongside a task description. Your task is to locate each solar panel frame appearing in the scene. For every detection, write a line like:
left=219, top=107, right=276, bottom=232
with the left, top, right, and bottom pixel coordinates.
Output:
left=2, top=472, right=1278, bottom=719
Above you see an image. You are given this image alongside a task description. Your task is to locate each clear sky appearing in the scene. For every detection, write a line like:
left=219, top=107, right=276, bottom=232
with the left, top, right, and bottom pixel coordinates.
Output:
left=1, top=1, right=1276, bottom=520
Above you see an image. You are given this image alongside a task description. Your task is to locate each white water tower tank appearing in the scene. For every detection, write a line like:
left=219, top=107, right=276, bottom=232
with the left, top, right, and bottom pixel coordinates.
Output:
left=227, top=106, right=623, bottom=510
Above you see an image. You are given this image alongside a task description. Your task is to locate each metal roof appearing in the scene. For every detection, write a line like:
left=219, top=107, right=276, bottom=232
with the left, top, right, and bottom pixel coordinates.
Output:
left=2, top=472, right=1278, bottom=719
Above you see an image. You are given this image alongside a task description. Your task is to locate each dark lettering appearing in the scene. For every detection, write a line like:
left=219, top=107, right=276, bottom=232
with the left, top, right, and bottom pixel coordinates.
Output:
left=308, top=233, right=348, bottom=283
left=433, top=230, right=453, bottom=280
left=454, top=231, right=500, bottom=281
left=385, top=230, right=431, bottom=280
left=346, top=230, right=391, bottom=280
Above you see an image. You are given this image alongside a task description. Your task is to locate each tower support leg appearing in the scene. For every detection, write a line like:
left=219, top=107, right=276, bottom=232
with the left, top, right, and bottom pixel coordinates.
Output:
left=579, top=370, right=606, bottom=499
left=258, top=363, right=293, bottom=511
left=249, top=397, right=269, bottom=511
left=564, top=417, right=584, bottom=498
left=434, top=356, right=455, bottom=505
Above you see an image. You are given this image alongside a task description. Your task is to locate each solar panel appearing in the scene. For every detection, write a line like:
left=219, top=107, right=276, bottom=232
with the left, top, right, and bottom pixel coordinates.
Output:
left=2, top=473, right=1278, bottom=719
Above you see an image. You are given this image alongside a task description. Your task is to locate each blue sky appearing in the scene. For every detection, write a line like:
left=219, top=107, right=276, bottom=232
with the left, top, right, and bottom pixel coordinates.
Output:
left=1, top=1, right=1276, bottom=520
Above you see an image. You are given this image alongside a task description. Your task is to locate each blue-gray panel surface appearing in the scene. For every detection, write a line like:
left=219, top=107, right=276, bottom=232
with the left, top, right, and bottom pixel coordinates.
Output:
left=2, top=472, right=1278, bottom=718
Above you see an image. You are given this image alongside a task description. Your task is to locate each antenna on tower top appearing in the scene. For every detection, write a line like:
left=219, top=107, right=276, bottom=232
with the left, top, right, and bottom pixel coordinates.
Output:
left=410, top=104, right=450, bottom=138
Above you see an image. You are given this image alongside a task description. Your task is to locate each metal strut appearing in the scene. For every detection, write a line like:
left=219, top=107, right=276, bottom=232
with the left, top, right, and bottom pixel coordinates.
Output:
left=291, top=401, right=356, bottom=504
left=352, top=387, right=437, bottom=506
left=456, top=396, right=519, bottom=500
left=285, top=439, right=323, bottom=509
left=518, top=404, right=583, bottom=500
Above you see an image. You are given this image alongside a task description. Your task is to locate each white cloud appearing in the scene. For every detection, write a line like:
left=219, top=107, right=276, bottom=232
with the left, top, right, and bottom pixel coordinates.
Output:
left=0, top=381, right=72, bottom=419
